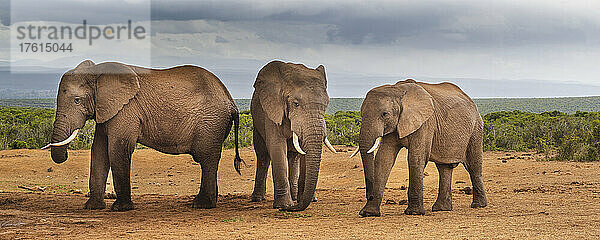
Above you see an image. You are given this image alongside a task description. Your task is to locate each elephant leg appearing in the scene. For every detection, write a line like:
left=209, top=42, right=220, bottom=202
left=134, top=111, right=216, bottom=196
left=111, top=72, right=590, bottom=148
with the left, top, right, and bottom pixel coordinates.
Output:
left=251, top=129, right=270, bottom=202
left=359, top=134, right=401, bottom=217
left=404, top=135, right=432, bottom=215
left=465, top=135, right=487, bottom=208
left=107, top=135, right=136, bottom=212
left=432, top=163, right=454, bottom=211
left=192, top=149, right=221, bottom=209
left=287, top=151, right=299, bottom=201
left=264, top=127, right=293, bottom=209
left=84, top=124, right=109, bottom=210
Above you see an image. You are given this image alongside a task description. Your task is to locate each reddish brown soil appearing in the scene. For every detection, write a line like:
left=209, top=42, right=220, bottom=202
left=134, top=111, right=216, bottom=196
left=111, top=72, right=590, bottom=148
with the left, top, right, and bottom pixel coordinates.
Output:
left=1, top=147, right=599, bottom=239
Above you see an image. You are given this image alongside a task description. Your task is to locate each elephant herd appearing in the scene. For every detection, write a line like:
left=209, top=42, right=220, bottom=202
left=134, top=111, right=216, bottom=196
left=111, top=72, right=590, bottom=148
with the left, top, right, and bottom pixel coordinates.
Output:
left=42, top=60, right=487, bottom=217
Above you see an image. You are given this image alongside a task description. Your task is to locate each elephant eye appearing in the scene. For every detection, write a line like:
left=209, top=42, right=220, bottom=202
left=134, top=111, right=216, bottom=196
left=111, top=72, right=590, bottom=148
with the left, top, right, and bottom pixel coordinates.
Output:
left=293, top=102, right=300, bottom=107
left=74, top=98, right=81, bottom=104
left=382, top=112, right=389, bottom=117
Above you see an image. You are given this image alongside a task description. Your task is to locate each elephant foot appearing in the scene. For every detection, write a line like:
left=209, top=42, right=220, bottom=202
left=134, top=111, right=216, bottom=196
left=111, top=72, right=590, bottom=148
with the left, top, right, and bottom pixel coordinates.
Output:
left=432, top=201, right=452, bottom=212
left=404, top=206, right=426, bottom=215
left=110, top=199, right=134, bottom=212
left=83, top=198, right=106, bottom=210
left=359, top=205, right=381, bottom=217
left=272, top=197, right=294, bottom=209
left=192, top=194, right=217, bottom=209
left=290, top=188, right=298, bottom=201
left=250, top=193, right=266, bottom=202
left=470, top=198, right=488, bottom=208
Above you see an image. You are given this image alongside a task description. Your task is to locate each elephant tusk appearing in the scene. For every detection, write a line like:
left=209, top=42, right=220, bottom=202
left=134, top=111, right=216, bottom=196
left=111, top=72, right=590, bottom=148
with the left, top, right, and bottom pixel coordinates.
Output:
left=324, top=137, right=337, bottom=153
left=349, top=146, right=360, bottom=158
left=292, top=132, right=306, bottom=155
left=41, top=129, right=80, bottom=150
left=366, top=137, right=381, bottom=154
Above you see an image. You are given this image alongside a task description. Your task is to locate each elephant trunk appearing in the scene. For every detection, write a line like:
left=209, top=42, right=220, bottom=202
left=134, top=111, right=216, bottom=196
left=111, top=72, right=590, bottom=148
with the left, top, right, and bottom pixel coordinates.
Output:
left=287, top=117, right=325, bottom=211
left=48, top=113, right=76, bottom=164
left=358, top=124, right=384, bottom=200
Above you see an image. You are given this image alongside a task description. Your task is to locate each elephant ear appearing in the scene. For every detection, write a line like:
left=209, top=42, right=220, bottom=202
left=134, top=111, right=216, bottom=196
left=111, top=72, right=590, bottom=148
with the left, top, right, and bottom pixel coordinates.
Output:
left=75, top=60, right=95, bottom=69
left=254, top=61, right=286, bottom=125
left=395, top=82, right=434, bottom=138
left=316, top=65, right=327, bottom=86
left=92, top=63, right=140, bottom=123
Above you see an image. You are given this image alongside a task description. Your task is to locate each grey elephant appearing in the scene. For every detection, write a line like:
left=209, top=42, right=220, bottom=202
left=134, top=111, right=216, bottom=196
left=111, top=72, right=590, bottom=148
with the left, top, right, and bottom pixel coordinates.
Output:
left=42, top=60, right=244, bottom=211
left=250, top=60, right=336, bottom=211
left=350, top=79, right=487, bottom=217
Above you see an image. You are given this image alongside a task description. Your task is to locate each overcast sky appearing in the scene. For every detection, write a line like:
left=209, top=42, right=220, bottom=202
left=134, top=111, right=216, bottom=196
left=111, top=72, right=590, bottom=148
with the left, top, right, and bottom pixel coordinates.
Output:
left=1, top=0, right=600, bottom=97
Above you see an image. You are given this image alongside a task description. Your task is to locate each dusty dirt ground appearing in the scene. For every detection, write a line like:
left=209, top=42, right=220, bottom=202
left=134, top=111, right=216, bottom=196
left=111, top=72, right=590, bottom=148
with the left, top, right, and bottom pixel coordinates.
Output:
left=1, top=147, right=599, bottom=239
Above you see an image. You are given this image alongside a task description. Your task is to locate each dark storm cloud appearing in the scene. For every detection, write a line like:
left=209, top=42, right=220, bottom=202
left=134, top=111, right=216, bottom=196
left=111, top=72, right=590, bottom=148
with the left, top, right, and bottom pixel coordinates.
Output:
left=150, top=1, right=600, bottom=47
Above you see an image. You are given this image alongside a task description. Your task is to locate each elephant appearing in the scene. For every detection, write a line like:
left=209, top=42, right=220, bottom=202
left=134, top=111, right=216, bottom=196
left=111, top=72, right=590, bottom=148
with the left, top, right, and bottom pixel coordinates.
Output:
left=350, top=79, right=487, bottom=217
left=250, top=60, right=336, bottom=211
left=42, top=60, right=244, bottom=211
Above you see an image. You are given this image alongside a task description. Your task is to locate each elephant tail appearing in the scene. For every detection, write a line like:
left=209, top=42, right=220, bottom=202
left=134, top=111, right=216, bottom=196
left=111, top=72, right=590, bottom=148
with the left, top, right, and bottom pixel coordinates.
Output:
left=232, top=111, right=246, bottom=175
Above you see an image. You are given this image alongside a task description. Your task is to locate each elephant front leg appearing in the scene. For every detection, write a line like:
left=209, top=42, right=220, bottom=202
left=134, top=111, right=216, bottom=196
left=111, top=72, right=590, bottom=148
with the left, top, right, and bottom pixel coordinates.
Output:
left=270, top=146, right=294, bottom=209
left=359, top=134, right=401, bottom=217
left=84, top=125, right=109, bottom=210
left=107, top=137, right=136, bottom=212
left=264, top=135, right=293, bottom=209
left=404, top=151, right=427, bottom=215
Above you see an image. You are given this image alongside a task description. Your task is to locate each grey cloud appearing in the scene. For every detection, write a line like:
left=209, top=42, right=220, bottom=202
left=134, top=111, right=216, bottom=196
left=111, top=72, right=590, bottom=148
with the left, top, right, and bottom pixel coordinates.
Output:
left=150, top=1, right=600, bottom=48
left=9, top=0, right=150, bottom=24
left=215, top=35, right=229, bottom=43
left=0, top=0, right=9, bottom=26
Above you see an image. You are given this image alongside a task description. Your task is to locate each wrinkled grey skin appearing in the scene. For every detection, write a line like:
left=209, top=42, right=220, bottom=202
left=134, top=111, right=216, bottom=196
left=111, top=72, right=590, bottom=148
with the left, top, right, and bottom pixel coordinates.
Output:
left=357, top=79, right=487, bottom=217
left=49, top=60, right=243, bottom=211
left=250, top=61, right=329, bottom=211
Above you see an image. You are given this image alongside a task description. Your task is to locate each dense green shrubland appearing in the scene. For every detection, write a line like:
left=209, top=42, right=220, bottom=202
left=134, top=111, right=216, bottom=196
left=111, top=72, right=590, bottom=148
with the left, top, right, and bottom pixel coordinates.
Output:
left=483, top=110, right=600, bottom=161
left=1, top=107, right=598, bottom=161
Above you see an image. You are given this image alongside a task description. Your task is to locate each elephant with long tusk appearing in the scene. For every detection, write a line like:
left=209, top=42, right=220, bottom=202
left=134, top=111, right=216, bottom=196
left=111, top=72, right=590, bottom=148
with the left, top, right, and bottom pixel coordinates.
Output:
left=250, top=60, right=335, bottom=211
left=43, top=60, right=244, bottom=211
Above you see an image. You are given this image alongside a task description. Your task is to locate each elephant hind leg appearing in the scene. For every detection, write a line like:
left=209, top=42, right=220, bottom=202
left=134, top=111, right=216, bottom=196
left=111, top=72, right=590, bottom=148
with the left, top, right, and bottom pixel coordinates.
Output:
left=192, top=149, right=221, bottom=209
left=465, top=134, right=487, bottom=208
left=432, top=163, right=453, bottom=211
left=251, top=129, right=270, bottom=202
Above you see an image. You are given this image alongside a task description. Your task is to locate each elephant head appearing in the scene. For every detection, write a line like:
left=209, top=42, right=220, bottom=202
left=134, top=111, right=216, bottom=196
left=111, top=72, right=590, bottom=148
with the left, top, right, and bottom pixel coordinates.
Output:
left=254, top=61, right=330, bottom=210
left=43, top=60, right=140, bottom=163
left=351, top=79, right=434, bottom=198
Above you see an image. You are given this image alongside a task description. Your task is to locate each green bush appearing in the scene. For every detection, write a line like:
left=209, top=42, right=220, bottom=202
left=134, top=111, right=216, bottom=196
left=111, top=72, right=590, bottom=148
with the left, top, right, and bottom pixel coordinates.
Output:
left=0, top=107, right=55, bottom=150
left=223, top=112, right=253, bottom=149
left=325, top=111, right=361, bottom=146
left=483, top=110, right=600, bottom=161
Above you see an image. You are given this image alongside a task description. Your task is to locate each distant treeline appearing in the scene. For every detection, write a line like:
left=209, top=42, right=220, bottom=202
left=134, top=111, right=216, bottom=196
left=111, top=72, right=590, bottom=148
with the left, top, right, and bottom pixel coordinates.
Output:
left=2, top=106, right=598, bottom=161
left=3, top=96, right=600, bottom=115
